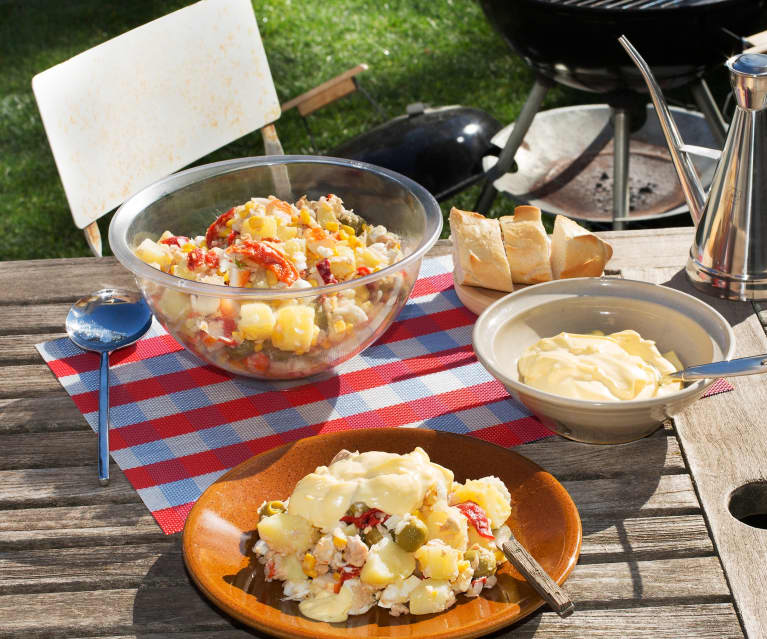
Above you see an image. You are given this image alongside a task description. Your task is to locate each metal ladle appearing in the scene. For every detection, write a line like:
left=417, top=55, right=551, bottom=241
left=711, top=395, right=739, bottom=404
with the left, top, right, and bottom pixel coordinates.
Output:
left=66, top=289, right=152, bottom=485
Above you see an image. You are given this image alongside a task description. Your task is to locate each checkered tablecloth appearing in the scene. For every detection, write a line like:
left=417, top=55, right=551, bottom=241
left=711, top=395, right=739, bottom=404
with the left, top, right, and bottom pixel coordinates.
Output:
left=36, top=255, right=733, bottom=534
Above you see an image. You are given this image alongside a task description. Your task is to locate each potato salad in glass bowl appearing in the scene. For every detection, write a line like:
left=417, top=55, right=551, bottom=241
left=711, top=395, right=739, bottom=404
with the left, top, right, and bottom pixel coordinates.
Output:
left=253, top=447, right=513, bottom=622
left=132, top=194, right=409, bottom=379
left=110, top=156, right=442, bottom=380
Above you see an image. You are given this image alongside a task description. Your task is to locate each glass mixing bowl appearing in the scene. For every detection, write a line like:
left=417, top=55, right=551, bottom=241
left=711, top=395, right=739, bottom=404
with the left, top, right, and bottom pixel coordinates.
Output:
left=109, top=156, right=442, bottom=379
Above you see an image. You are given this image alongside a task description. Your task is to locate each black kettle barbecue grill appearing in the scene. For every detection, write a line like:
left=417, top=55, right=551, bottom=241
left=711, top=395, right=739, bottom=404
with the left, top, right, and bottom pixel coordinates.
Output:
left=476, top=0, right=767, bottom=227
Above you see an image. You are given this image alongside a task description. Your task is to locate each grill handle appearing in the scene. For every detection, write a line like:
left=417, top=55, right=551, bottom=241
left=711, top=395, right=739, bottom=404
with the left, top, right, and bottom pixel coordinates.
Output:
left=618, top=36, right=708, bottom=225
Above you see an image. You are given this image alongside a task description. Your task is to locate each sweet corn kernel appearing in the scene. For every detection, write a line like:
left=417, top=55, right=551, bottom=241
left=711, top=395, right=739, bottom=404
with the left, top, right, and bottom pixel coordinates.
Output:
left=341, top=224, right=356, bottom=236
left=333, top=530, right=348, bottom=549
left=226, top=218, right=234, bottom=228
left=182, top=242, right=195, bottom=253
left=324, top=220, right=339, bottom=232
left=302, top=552, right=318, bottom=578
left=266, top=271, right=278, bottom=287
left=338, top=230, right=349, bottom=242
left=299, top=208, right=313, bottom=226
left=333, top=319, right=347, bottom=334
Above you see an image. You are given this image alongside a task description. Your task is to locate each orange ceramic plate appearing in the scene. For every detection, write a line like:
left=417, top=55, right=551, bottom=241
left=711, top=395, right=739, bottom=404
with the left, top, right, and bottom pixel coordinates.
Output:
left=182, top=429, right=582, bottom=639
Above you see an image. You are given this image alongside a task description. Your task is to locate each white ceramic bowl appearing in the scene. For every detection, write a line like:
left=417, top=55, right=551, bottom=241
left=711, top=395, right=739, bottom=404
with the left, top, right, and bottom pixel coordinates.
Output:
left=473, top=278, right=736, bottom=444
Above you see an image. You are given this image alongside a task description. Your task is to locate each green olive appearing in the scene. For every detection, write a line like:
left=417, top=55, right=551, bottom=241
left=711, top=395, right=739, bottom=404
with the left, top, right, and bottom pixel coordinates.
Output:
left=474, top=553, right=496, bottom=578
left=258, top=500, right=286, bottom=517
left=395, top=519, right=428, bottom=552
left=363, top=526, right=384, bottom=546
left=463, top=549, right=479, bottom=566
left=346, top=502, right=368, bottom=518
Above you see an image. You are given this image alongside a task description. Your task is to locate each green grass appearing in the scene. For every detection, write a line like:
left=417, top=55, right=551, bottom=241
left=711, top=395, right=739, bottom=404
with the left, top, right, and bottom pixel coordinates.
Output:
left=1, top=0, right=718, bottom=261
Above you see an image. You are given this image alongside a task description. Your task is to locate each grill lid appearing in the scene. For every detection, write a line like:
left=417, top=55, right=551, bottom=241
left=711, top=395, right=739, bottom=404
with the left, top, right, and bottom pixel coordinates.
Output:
left=544, top=0, right=736, bottom=8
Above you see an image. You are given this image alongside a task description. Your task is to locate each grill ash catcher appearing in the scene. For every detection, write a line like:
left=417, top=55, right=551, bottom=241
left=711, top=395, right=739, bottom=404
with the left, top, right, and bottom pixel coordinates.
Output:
left=475, top=0, right=767, bottom=230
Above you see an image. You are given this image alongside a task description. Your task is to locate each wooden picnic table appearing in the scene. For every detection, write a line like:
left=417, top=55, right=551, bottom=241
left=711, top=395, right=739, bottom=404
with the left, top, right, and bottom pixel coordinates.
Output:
left=2, top=227, right=767, bottom=638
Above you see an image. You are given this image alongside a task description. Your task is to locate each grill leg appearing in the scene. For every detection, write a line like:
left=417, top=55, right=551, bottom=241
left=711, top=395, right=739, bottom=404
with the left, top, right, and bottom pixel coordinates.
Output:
left=690, top=79, right=728, bottom=148
left=612, top=107, right=630, bottom=232
left=475, top=78, right=550, bottom=214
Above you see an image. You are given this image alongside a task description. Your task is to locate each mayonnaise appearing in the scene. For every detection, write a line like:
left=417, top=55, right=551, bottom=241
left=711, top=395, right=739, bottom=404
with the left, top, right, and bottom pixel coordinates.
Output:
left=517, top=330, right=683, bottom=401
left=288, top=447, right=454, bottom=531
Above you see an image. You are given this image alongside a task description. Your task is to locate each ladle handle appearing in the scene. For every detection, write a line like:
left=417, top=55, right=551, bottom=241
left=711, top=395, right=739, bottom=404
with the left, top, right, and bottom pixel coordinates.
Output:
left=670, top=354, right=767, bottom=381
left=98, top=351, right=111, bottom=486
left=502, top=538, right=575, bottom=618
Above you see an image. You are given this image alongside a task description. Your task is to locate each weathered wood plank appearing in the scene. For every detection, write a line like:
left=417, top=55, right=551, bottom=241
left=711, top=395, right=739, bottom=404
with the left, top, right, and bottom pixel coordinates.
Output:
left=0, top=536, right=728, bottom=604
left=517, top=427, right=685, bottom=480
left=0, top=396, right=88, bottom=434
left=0, top=563, right=738, bottom=638
left=0, top=332, right=66, bottom=364
left=0, top=303, right=71, bottom=336
left=563, top=474, right=700, bottom=518
left=61, top=604, right=745, bottom=639
left=0, top=467, right=140, bottom=509
left=0, top=423, right=683, bottom=478
left=0, top=465, right=696, bottom=515
left=0, top=364, right=64, bottom=399
left=623, top=265, right=767, bottom=639
left=0, top=258, right=136, bottom=305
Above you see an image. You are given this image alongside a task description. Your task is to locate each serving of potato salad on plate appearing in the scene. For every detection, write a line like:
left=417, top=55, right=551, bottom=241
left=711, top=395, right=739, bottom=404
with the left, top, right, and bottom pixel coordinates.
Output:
left=132, top=194, right=407, bottom=378
left=253, top=447, right=513, bottom=622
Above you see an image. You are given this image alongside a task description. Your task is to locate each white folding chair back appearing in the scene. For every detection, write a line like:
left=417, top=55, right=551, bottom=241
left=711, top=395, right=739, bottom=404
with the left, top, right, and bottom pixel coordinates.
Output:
left=32, top=0, right=281, bottom=256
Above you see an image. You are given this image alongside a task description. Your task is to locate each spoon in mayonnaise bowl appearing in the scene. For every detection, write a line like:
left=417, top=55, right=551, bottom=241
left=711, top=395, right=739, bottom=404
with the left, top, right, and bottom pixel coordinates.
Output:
left=66, top=289, right=152, bottom=485
left=665, top=353, right=767, bottom=382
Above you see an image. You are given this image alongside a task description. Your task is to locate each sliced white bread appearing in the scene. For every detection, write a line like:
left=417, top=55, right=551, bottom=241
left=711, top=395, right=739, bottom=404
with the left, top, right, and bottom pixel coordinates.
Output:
left=550, top=215, right=613, bottom=278
left=511, top=205, right=543, bottom=223
left=449, top=207, right=513, bottom=292
left=499, top=207, right=552, bottom=284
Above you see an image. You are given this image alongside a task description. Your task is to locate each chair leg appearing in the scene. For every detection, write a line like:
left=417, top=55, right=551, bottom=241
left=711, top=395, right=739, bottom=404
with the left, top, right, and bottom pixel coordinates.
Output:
left=475, top=77, right=551, bottom=214
left=84, top=221, right=102, bottom=257
left=612, top=107, right=630, bottom=231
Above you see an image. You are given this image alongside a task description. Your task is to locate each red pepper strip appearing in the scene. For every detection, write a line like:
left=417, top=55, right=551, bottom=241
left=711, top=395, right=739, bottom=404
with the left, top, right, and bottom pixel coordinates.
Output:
left=186, top=248, right=204, bottom=270
left=227, top=240, right=299, bottom=286
left=316, top=258, right=338, bottom=284
left=226, top=230, right=239, bottom=246
left=455, top=501, right=494, bottom=539
left=205, top=208, right=235, bottom=249
left=334, top=566, right=362, bottom=593
left=159, top=235, right=189, bottom=247
left=356, top=266, right=371, bottom=276
left=204, top=251, right=220, bottom=269
left=340, top=508, right=389, bottom=530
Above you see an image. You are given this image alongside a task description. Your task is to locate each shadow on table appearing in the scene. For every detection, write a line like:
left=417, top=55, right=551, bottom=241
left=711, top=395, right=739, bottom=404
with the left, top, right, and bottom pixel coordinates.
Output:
left=662, top=269, right=756, bottom=328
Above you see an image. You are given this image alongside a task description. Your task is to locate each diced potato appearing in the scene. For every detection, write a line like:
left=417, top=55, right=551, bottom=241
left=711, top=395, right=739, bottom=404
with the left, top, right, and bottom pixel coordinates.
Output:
left=408, top=579, right=455, bottom=615
left=451, top=477, right=511, bottom=528
left=425, top=504, right=468, bottom=550
left=329, top=245, right=356, bottom=279
left=158, top=288, right=189, bottom=322
left=272, top=305, right=316, bottom=353
left=190, top=294, right=220, bottom=316
left=135, top=238, right=171, bottom=269
left=244, top=214, right=277, bottom=240
left=317, top=203, right=338, bottom=229
left=239, top=302, right=275, bottom=341
left=298, top=582, right=353, bottom=623
left=257, top=512, right=316, bottom=555
left=360, top=537, right=416, bottom=587
left=414, top=540, right=462, bottom=580
left=276, top=223, right=298, bottom=242
left=276, top=553, right=307, bottom=582
left=359, top=247, right=385, bottom=269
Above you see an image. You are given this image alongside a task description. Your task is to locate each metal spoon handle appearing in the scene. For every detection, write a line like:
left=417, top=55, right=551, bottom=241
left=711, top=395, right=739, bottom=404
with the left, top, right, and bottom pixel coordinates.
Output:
left=98, top=351, right=111, bottom=486
left=670, top=354, right=767, bottom=381
left=502, top=538, right=575, bottom=618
